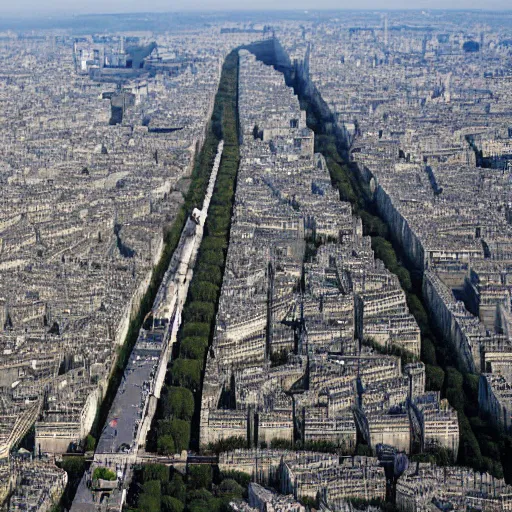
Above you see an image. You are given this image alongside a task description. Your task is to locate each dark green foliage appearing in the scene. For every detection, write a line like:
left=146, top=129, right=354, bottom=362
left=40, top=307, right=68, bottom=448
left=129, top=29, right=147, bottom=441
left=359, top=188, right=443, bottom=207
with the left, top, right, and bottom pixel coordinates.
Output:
left=198, top=248, right=224, bottom=266
left=445, top=367, right=464, bottom=391
left=143, top=464, right=170, bottom=484
left=156, top=419, right=190, bottom=452
left=457, top=413, right=483, bottom=469
left=157, top=435, right=175, bottom=455
left=360, top=210, right=389, bottom=238
left=363, top=337, right=418, bottom=367
left=188, top=465, right=213, bottom=491
left=406, top=294, right=429, bottom=331
left=270, top=438, right=294, bottom=450
left=206, top=436, right=248, bottom=454
left=180, top=336, right=208, bottom=360
left=138, top=480, right=161, bottom=512
left=426, top=365, right=445, bottom=391
left=183, top=302, right=216, bottom=324
left=219, top=471, right=251, bottom=489
left=182, top=323, right=211, bottom=338
left=161, top=387, right=195, bottom=421
left=300, top=496, right=319, bottom=510
left=200, top=236, right=228, bottom=252
left=395, top=266, right=412, bottom=292
left=165, top=472, right=186, bottom=503
left=371, top=236, right=398, bottom=271
left=84, top=434, right=96, bottom=452
left=162, top=496, right=184, bottom=512
left=194, top=265, right=223, bottom=286
left=190, top=282, right=219, bottom=303
left=421, top=338, right=437, bottom=365
left=217, top=479, right=243, bottom=499
left=171, top=359, right=201, bottom=391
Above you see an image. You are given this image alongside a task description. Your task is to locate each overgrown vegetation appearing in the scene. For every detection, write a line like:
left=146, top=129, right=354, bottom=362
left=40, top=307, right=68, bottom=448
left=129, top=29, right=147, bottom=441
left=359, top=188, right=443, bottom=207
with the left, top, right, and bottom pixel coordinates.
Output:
left=147, top=49, right=240, bottom=454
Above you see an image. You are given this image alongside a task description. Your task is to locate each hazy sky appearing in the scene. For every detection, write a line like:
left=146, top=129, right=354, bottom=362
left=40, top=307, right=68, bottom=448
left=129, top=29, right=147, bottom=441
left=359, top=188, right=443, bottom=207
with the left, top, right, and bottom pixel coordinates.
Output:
left=1, top=0, right=511, bottom=16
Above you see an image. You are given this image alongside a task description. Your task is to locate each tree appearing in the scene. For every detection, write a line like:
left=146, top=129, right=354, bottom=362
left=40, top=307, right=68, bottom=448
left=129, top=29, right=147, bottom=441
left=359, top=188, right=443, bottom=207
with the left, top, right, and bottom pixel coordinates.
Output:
left=163, top=472, right=186, bottom=503
left=426, top=365, right=445, bottom=391
left=172, top=359, right=201, bottom=391
left=143, top=464, right=169, bottom=483
left=183, top=322, right=211, bottom=339
left=162, top=496, right=184, bottom=512
left=199, top=249, right=224, bottom=267
left=180, top=336, right=208, bottom=360
left=188, top=465, right=212, bottom=490
left=157, top=435, right=176, bottom=456
left=162, top=387, right=195, bottom=421
left=92, top=467, right=116, bottom=481
left=219, top=471, right=251, bottom=489
left=138, top=480, right=161, bottom=512
left=217, top=479, right=243, bottom=499
left=407, top=294, right=429, bottom=331
left=421, top=338, right=437, bottom=366
left=395, top=266, right=412, bottom=292
left=183, top=302, right=215, bottom=324
left=169, top=419, right=190, bottom=452
left=458, top=414, right=483, bottom=469
left=195, top=265, right=223, bottom=286
left=84, top=434, right=96, bottom=452
left=190, top=282, right=219, bottom=303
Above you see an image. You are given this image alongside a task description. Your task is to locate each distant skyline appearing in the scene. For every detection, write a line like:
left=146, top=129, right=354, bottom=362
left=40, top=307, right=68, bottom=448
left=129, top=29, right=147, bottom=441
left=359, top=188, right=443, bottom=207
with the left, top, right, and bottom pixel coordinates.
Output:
left=2, top=0, right=512, bottom=17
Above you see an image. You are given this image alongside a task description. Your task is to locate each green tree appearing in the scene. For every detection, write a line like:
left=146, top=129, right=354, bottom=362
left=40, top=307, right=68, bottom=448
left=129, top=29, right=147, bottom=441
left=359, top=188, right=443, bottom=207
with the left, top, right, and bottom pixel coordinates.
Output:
left=183, top=302, right=215, bottom=324
left=190, top=282, right=219, bottom=303
left=395, top=266, right=412, bottom=292
left=188, top=465, right=212, bottom=491
left=183, top=322, right=211, bottom=339
left=180, top=336, right=208, bottom=360
left=170, top=419, right=190, bottom=452
left=92, top=467, right=116, bottom=481
left=426, top=365, right=445, bottom=391
left=163, top=472, right=186, bottom=503
left=162, top=496, right=184, bottom=512
left=217, top=479, right=243, bottom=499
left=171, top=359, right=201, bottom=391
left=143, top=464, right=169, bottom=483
left=84, top=434, right=96, bottom=452
left=162, top=387, right=195, bottom=421
left=421, top=338, right=437, bottom=366
left=157, top=435, right=176, bottom=456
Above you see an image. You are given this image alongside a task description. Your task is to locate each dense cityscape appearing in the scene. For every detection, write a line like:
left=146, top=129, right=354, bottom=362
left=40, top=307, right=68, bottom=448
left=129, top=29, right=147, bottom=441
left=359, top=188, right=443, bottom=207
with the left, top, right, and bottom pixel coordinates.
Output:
left=0, top=8, right=511, bottom=512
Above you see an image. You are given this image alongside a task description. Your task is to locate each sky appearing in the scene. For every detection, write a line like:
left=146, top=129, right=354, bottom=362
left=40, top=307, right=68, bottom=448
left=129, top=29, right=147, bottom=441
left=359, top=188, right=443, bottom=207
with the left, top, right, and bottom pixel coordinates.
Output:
left=1, top=0, right=511, bottom=16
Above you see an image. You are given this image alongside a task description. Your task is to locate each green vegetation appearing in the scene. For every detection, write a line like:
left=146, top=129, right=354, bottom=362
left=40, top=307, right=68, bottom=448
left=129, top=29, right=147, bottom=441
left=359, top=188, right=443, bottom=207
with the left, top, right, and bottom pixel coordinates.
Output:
left=206, top=436, right=248, bottom=454
left=126, top=464, right=249, bottom=512
left=147, top=49, right=240, bottom=455
left=362, top=336, right=419, bottom=367
left=84, top=434, right=96, bottom=452
left=92, top=467, right=117, bottom=481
